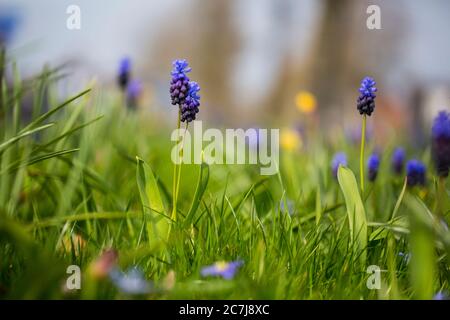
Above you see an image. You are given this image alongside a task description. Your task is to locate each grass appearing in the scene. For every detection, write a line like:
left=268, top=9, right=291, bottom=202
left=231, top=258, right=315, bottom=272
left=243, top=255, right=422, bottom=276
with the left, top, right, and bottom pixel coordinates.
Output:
left=0, top=61, right=449, bottom=300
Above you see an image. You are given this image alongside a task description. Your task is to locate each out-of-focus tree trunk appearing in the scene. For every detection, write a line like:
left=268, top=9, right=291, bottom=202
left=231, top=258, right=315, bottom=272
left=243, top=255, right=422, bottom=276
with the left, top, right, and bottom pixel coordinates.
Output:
left=303, top=0, right=355, bottom=124
left=191, top=0, right=239, bottom=125
left=264, top=0, right=356, bottom=124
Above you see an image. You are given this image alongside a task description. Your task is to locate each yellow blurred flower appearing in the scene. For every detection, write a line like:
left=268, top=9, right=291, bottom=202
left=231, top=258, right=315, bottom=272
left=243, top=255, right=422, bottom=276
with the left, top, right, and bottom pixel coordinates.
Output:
left=280, top=128, right=302, bottom=152
left=295, top=91, right=317, bottom=114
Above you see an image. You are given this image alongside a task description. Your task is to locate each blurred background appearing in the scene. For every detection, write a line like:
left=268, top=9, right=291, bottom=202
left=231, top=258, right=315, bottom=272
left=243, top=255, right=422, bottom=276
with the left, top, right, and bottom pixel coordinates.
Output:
left=1, top=0, right=450, bottom=145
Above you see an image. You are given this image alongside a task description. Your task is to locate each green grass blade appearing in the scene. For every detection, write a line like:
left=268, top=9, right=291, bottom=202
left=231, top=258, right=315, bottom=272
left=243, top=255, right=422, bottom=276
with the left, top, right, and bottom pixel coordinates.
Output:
left=337, top=166, right=367, bottom=264
left=19, top=88, right=91, bottom=134
left=0, top=123, right=54, bottom=153
left=184, top=162, right=209, bottom=226
left=136, top=157, right=169, bottom=244
left=404, top=194, right=436, bottom=299
left=391, top=177, right=408, bottom=220
left=1, top=149, right=79, bottom=174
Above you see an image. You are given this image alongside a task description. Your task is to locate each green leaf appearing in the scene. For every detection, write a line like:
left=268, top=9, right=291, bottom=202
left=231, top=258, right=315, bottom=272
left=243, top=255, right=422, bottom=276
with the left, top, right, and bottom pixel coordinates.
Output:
left=404, top=194, right=436, bottom=299
left=315, top=186, right=322, bottom=226
left=35, top=116, right=103, bottom=152
left=391, top=177, right=408, bottom=219
left=0, top=123, right=55, bottom=153
left=184, top=162, right=209, bottom=226
left=136, top=157, right=169, bottom=245
left=368, top=216, right=409, bottom=241
left=337, top=166, right=367, bottom=264
left=1, top=148, right=79, bottom=174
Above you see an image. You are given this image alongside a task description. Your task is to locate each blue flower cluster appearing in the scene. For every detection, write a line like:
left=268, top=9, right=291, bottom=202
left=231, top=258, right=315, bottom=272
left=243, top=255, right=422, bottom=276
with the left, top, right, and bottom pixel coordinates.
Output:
left=170, top=59, right=201, bottom=123
left=117, top=57, right=131, bottom=90
left=367, top=153, right=380, bottom=182
left=182, top=81, right=201, bottom=122
left=406, top=159, right=426, bottom=186
left=357, top=77, right=377, bottom=116
left=431, top=111, right=450, bottom=177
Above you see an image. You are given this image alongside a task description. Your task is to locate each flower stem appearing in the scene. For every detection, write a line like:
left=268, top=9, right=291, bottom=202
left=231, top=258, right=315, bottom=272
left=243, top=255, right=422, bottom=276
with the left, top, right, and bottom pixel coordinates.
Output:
left=171, top=108, right=181, bottom=221
left=174, top=123, right=189, bottom=213
left=360, top=115, right=367, bottom=195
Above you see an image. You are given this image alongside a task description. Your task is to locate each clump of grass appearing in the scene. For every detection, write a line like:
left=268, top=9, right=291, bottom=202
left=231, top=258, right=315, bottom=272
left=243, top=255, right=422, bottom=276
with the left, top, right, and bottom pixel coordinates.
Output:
left=0, top=55, right=448, bottom=300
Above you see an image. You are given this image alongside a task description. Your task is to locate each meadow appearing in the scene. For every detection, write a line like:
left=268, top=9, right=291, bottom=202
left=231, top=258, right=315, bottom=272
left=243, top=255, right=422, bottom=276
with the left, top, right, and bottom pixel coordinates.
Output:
left=0, top=56, right=449, bottom=300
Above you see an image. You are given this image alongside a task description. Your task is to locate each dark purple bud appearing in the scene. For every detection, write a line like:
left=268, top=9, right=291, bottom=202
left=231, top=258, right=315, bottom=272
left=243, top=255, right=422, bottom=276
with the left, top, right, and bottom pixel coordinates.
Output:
left=406, top=159, right=426, bottom=186
left=431, top=111, right=450, bottom=177
left=367, top=153, right=380, bottom=182
left=357, top=77, right=377, bottom=116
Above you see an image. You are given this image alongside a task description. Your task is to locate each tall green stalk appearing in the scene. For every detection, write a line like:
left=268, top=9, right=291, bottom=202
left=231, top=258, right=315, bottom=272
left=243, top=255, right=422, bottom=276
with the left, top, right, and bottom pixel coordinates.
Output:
left=174, top=123, right=189, bottom=210
left=171, top=108, right=181, bottom=221
left=359, top=115, right=367, bottom=195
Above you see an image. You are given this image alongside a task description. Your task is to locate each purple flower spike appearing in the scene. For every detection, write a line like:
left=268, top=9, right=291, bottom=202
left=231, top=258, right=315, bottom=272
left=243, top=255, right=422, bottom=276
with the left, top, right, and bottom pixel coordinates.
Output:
left=331, top=152, right=347, bottom=179
left=181, top=81, right=201, bottom=122
left=127, top=79, right=142, bottom=100
left=431, top=111, right=450, bottom=177
left=117, top=57, right=131, bottom=90
left=406, top=159, right=426, bottom=186
left=367, top=153, right=380, bottom=182
left=170, top=59, right=191, bottom=106
left=201, top=260, right=243, bottom=280
left=126, top=79, right=142, bottom=109
left=392, top=147, right=405, bottom=175
left=357, top=76, right=377, bottom=116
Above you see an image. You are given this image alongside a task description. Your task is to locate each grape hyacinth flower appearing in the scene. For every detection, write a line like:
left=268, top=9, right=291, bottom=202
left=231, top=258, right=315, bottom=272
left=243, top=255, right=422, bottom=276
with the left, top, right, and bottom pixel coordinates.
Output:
left=170, top=59, right=201, bottom=123
left=406, top=159, right=426, bottom=187
left=391, top=147, right=405, bottom=175
left=109, top=267, right=152, bottom=295
left=431, top=111, right=450, bottom=177
left=117, top=57, right=131, bottom=91
left=367, top=153, right=380, bottom=182
left=201, top=260, right=243, bottom=280
left=357, top=77, right=377, bottom=116
left=126, top=79, right=142, bottom=109
left=170, top=59, right=201, bottom=222
left=181, top=81, right=200, bottom=122
left=331, top=152, right=347, bottom=179
left=357, top=76, right=377, bottom=194
left=170, top=59, right=191, bottom=106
